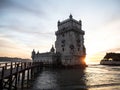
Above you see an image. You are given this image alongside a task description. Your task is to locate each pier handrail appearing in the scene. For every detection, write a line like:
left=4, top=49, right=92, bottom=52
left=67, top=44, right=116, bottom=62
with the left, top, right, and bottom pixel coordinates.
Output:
left=0, top=61, right=43, bottom=90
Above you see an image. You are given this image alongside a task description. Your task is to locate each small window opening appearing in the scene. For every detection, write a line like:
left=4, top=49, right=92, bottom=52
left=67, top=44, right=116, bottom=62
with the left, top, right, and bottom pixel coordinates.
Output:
left=62, top=48, right=64, bottom=51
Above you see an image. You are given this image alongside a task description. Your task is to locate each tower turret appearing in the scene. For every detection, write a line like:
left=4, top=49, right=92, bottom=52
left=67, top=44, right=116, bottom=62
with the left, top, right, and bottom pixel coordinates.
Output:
left=50, top=45, right=55, bottom=53
left=31, top=49, right=36, bottom=60
left=69, top=14, right=73, bottom=19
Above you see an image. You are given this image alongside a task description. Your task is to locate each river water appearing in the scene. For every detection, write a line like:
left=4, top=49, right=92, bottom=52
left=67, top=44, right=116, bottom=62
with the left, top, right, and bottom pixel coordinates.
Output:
left=31, top=64, right=120, bottom=90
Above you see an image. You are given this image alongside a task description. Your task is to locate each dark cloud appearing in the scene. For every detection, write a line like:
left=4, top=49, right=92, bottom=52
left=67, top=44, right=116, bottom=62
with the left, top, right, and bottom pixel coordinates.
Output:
left=12, top=2, right=45, bottom=17
left=0, top=0, right=46, bottom=18
left=0, top=0, right=11, bottom=7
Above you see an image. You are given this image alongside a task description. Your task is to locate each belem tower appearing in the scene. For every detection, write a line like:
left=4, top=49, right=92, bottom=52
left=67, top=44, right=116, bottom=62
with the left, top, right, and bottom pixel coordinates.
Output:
left=31, top=15, right=86, bottom=66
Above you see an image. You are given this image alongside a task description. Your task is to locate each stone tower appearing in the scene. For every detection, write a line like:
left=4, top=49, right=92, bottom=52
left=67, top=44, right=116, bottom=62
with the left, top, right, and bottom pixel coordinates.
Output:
left=55, top=14, right=86, bottom=65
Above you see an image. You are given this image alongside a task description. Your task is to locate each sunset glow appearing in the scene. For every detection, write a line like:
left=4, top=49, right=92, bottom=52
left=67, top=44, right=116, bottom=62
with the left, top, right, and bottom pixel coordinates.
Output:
left=0, top=0, right=120, bottom=63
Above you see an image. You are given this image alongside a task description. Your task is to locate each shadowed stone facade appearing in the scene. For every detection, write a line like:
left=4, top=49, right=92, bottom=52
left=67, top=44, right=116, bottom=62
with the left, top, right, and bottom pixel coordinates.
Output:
left=31, top=15, right=86, bottom=66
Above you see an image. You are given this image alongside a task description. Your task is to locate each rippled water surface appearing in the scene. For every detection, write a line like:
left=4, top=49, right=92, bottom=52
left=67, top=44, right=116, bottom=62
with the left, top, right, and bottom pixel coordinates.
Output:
left=31, top=64, right=120, bottom=90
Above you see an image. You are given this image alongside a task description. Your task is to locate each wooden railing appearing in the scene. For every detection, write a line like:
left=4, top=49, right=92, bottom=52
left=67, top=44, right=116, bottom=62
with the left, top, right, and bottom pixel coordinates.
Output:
left=0, top=62, right=43, bottom=90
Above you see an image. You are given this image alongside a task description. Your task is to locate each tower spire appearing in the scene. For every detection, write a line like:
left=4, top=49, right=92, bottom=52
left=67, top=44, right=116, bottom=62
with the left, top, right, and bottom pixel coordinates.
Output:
left=69, top=14, right=73, bottom=19
left=31, top=49, right=36, bottom=60
left=50, top=45, right=55, bottom=53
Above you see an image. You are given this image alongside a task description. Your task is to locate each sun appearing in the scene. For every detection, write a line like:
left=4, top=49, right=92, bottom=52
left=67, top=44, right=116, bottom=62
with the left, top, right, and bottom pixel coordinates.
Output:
left=85, top=55, right=92, bottom=64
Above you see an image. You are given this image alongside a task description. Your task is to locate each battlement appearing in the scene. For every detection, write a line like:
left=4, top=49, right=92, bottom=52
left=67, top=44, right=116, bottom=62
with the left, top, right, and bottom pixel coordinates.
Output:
left=57, top=14, right=82, bottom=31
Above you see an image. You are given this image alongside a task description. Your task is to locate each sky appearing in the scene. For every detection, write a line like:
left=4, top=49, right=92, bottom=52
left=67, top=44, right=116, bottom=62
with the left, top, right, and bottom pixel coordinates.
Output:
left=0, top=0, right=120, bottom=63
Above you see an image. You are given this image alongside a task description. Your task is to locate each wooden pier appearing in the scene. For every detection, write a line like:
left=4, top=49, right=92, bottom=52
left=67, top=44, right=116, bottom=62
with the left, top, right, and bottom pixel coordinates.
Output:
left=0, top=62, right=43, bottom=90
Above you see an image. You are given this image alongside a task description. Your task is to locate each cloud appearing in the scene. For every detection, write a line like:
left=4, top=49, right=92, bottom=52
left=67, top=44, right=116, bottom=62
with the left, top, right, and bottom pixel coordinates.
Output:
left=12, top=2, right=45, bottom=17
left=0, top=36, right=32, bottom=58
left=0, top=38, right=27, bottom=52
left=0, top=24, right=55, bottom=53
left=0, top=0, right=46, bottom=18
left=106, top=48, right=120, bottom=53
left=0, top=24, right=54, bottom=37
left=0, top=0, right=12, bottom=8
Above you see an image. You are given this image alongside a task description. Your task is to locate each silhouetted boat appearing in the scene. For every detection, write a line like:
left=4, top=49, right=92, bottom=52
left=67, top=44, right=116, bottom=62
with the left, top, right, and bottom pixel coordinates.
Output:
left=100, top=52, right=120, bottom=65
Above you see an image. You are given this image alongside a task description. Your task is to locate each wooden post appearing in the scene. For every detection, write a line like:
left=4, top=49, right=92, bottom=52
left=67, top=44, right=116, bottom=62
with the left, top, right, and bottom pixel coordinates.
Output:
left=38, top=62, right=40, bottom=73
left=15, top=62, right=17, bottom=68
left=31, top=67, right=34, bottom=80
left=17, top=63, right=20, bottom=84
left=34, top=62, right=37, bottom=75
left=37, top=62, right=39, bottom=72
left=29, top=62, right=32, bottom=80
left=8, top=62, right=13, bottom=90
left=15, top=64, right=19, bottom=90
left=27, top=70, right=30, bottom=88
left=0, top=67, right=4, bottom=89
left=21, top=71, right=25, bottom=89
left=24, top=62, right=26, bottom=69
left=17, top=73, right=21, bottom=85
left=21, top=62, right=22, bottom=69
left=40, top=62, right=43, bottom=71
left=5, top=63, right=7, bottom=69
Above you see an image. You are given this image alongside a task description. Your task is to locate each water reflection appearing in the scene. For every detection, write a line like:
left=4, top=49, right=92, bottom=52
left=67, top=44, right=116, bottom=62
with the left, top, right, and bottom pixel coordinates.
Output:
left=56, top=69, right=87, bottom=90
left=33, top=70, right=58, bottom=89
left=32, top=65, right=120, bottom=90
left=32, top=68, right=88, bottom=90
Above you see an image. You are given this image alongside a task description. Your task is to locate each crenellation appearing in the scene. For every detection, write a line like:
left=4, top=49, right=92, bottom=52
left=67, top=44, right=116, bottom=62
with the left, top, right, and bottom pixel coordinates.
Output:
left=58, top=19, right=82, bottom=31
